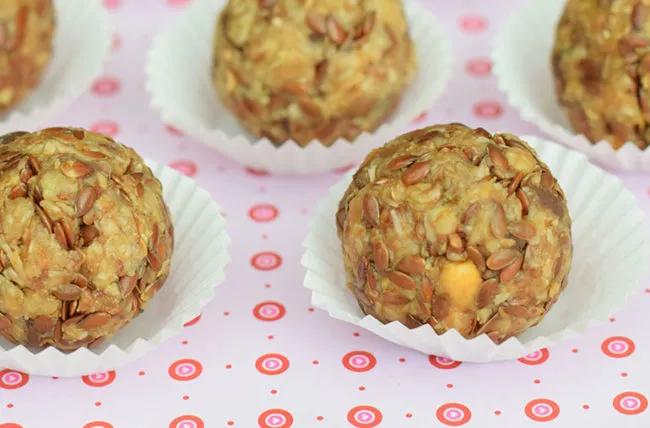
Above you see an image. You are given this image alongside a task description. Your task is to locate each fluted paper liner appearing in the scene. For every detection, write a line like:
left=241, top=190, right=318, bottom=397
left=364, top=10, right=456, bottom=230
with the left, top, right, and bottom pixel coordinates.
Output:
left=493, top=0, right=650, bottom=172
left=146, top=0, right=452, bottom=175
left=0, top=161, right=231, bottom=377
left=302, top=136, right=650, bottom=362
left=0, top=0, right=111, bottom=133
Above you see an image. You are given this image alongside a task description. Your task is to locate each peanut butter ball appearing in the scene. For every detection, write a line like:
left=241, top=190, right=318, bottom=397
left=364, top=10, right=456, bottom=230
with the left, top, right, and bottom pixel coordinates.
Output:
left=0, top=128, right=173, bottom=351
left=0, top=0, right=54, bottom=113
left=336, top=124, right=572, bottom=343
left=553, top=0, right=650, bottom=149
left=212, top=0, right=417, bottom=147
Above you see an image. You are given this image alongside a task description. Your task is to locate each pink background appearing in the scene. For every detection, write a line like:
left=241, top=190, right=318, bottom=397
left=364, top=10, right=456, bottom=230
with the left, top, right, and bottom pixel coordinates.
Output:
left=2, top=0, right=650, bottom=427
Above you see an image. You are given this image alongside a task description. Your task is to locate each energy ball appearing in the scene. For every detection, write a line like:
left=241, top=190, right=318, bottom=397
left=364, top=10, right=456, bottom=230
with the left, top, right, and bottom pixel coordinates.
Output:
left=0, top=128, right=173, bottom=351
left=0, top=0, right=55, bottom=113
left=212, top=0, right=417, bottom=147
left=552, top=0, right=650, bottom=150
left=336, top=124, right=572, bottom=343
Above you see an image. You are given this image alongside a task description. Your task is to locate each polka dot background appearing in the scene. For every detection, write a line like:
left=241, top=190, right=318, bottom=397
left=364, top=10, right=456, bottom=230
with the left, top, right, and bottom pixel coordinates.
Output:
left=1, top=0, right=650, bottom=426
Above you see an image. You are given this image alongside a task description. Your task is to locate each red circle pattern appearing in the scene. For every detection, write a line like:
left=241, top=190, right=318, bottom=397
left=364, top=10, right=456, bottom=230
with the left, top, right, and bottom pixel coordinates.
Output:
left=169, top=160, right=198, bottom=177
left=518, top=348, right=550, bottom=366
left=436, top=403, right=472, bottom=426
left=0, top=370, right=29, bottom=390
left=81, top=371, right=116, bottom=388
left=524, top=399, right=560, bottom=422
left=169, top=415, right=204, bottom=428
left=253, top=301, right=286, bottom=321
left=249, top=204, right=279, bottom=222
left=346, top=405, right=383, bottom=428
left=255, top=354, right=290, bottom=376
left=465, top=57, right=492, bottom=77
left=92, top=76, right=121, bottom=96
left=90, top=120, right=120, bottom=137
left=246, top=167, right=270, bottom=176
left=473, top=101, right=503, bottom=119
left=168, top=359, right=203, bottom=382
left=428, top=355, right=462, bottom=370
left=601, top=336, right=635, bottom=358
left=458, top=15, right=487, bottom=33
left=83, top=423, right=113, bottom=428
left=613, top=392, right=648, bottom=415
left=258, top=409, right=294, bottom=428
left=184, top=314, right=202, bottom=327
left=342, top=351, right=377, bottom=373
left=251, top=252, right=283, bottom=271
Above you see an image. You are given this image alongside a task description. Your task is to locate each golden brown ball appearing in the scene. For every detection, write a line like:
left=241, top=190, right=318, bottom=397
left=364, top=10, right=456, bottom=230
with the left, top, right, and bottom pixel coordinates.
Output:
left=337, top=124, right=572, bottom=343
left=212, top=0, right=417, bottom=147
left=0, top=128, right=173, bottom=351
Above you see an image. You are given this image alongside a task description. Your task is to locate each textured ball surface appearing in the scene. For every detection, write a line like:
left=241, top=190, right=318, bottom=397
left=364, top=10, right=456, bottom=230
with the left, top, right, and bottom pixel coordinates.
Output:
left=0, top=128, right=173, bottom=351
left=212, top=0, right=416, bottom=147
left=553, top=0, right=650, bottom=150
left=336, top=124, right=572, bottom=343
left=0, top=0, right=54, bottom=113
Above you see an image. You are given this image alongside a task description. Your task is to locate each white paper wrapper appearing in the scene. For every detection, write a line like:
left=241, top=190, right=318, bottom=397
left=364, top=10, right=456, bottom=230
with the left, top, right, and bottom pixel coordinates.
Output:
left=493, top=0, right=650, bottom=172
left=146, top=0, right=452, bottom=175
left=0, top=161, right=231, bottom=377
left=0, top=0, right=111, bottom=133
left=302, top=136, right=650, bottom=362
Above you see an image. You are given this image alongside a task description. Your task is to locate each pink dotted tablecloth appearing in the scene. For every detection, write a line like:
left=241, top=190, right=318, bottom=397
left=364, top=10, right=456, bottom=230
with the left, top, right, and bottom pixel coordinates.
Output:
left=2, top=0, right=650, bottom=427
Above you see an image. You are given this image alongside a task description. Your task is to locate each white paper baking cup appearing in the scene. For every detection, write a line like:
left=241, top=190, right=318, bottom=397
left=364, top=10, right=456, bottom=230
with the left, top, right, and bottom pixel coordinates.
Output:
left=0, top=161, right=231, bottom=377
left=302, top=136, right=650, bottom=362
left=0, top=0, right=111, bottom=133
left=493, top=0, right=650, bottom=172
left=146, top=0, right=452, bottom=175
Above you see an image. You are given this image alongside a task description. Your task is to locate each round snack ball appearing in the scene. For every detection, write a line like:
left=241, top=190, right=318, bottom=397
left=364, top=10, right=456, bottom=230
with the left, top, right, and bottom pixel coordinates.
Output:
left=553, top=0, right=650, bottom=150
left=336, top=124, right=572, bottom=343
left=212, top=0, right=417, bottom=147
left=0, top=128, right=173, bottom=351
left=0, top=0, right=55, bottom=113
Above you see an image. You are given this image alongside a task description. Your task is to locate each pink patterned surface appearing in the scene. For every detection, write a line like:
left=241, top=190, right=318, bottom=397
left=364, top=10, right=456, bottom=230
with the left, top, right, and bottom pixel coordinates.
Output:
left=1, top=0, right=650, bottom=427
